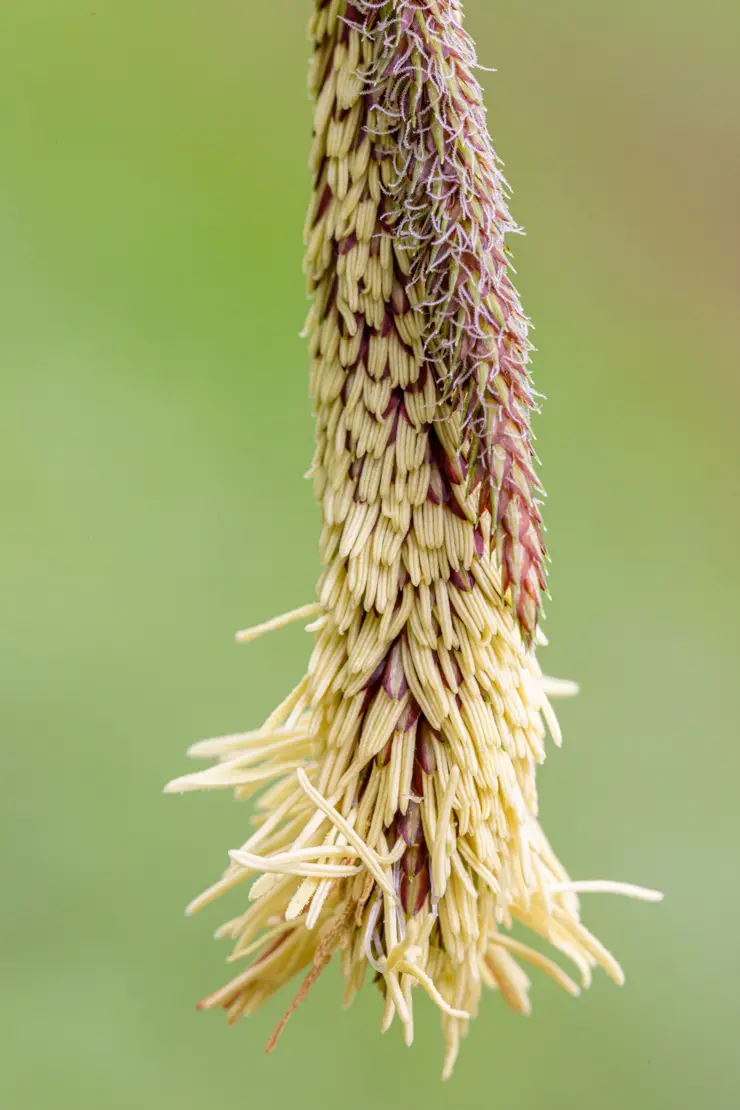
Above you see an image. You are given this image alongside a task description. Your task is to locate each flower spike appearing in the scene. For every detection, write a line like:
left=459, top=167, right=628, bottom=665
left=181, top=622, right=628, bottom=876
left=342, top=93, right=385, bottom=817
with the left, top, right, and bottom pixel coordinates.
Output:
left=166, top=0, right=660, bottom=1078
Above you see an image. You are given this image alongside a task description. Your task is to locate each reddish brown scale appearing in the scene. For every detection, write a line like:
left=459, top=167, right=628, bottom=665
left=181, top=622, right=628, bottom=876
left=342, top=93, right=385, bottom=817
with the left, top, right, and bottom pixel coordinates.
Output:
left=382, top=641, right=408, bottom=701
left=401, top=846, right=420, bottom=880
left=410, top=758, right=425, bottom=799
left=363, top=657, right=387, bottom=691
left=323, top=276, right=338, bottom=313
left=390, top=282, right=411, bottom=316
left=437, top=652, right=463, bottom=694
left=399, top=873, right=413, bottom=914
left=314, top=183, right=332, bottom=226
left=360, top=663, right=385, bottom=713
left=386, top=404, right=402, bottom=446
left=355, top=760, right=374, bottom=801
left=450, top=568, right=474, bottom=593
left=407, top=840, right=428, bottom=878
left=397, top=565, right=411, bottom=590
left=415, top=724, right=437, bottom=774
left=414, top=866, right=432, bottom=915
left=341, top=371, right=356, bottom=408
left=398, top=699, right=421, bottom=732
left=378, top=737, right=394, bottom=767
left=440, top=453, right=465, bottom=490
left=398, top=801, right=423, bottom=847
left=426, top=464, right=446, bottom=505
left=400, top=857, right=432, bottom=915
left=360, top=682, right=380, bottom=715
left=355, top=322, right=376, bottom=372
left=404, top=363, right=428, bottom=395
left=381, top=392, right=400, bottom=422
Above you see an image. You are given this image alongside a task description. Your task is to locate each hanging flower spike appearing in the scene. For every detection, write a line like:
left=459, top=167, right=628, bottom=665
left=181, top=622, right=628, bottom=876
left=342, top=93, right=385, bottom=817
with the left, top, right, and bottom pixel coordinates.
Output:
left=165, top=0, right=661, bottom=1080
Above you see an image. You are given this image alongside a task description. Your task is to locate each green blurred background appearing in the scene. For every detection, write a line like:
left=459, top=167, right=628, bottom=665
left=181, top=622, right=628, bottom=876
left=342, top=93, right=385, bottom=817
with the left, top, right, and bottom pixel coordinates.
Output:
left=2, top=1, right=739, bottom=1107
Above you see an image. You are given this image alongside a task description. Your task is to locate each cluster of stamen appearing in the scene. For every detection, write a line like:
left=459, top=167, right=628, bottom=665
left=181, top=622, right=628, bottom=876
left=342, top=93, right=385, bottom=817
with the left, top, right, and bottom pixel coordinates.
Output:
left=166, top=0, right=660, bottom=1079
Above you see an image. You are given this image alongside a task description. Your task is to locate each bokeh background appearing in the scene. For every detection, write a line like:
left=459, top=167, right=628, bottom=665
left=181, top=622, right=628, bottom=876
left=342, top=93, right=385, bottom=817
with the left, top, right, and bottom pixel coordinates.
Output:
left=2, top=1, right=739, bottom=1107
